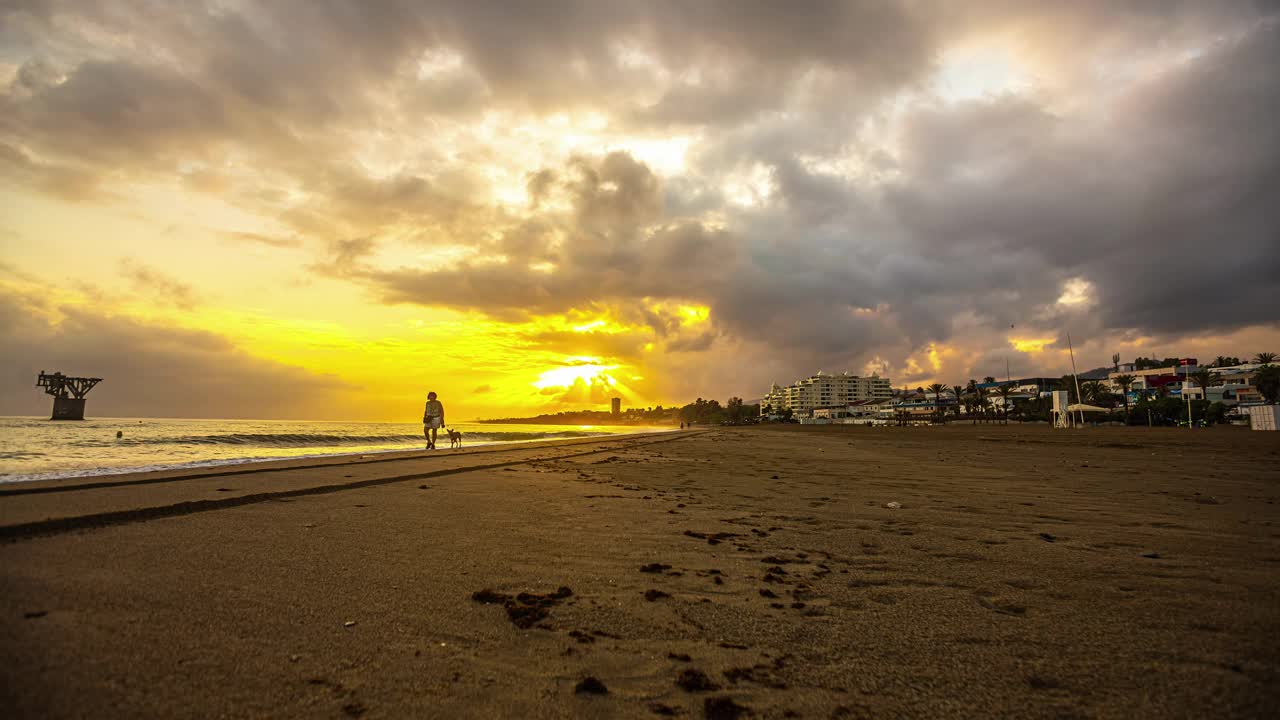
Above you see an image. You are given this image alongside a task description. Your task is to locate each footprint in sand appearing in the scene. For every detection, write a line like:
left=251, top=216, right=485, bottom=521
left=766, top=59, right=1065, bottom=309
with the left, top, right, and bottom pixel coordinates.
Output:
left=974, top=591, right=1026, bottom=616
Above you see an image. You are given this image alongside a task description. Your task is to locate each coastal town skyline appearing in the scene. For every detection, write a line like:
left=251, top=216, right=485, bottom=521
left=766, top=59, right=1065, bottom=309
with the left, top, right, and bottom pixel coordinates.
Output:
left=3, top=2, right=1279, bottom=422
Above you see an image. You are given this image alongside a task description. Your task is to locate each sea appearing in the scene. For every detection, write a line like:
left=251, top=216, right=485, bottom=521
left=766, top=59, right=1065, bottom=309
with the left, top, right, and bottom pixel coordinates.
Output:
left=0, top=417, right=669, bottom=484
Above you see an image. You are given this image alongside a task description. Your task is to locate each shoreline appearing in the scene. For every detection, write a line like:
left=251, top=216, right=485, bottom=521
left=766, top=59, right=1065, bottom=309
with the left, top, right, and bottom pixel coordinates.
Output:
left=0, top=425, right=679, bottom=487
left=0, top=428, right=680, bottom=495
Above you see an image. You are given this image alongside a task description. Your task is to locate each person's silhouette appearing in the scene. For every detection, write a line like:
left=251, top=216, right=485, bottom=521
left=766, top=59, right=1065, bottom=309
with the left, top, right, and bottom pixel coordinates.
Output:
left=423, top=391, right=445, bottom=449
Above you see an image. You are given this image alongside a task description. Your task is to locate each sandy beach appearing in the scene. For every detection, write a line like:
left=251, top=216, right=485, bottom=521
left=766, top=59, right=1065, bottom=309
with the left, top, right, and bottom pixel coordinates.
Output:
left=2, top=425, right=1279, bottom=718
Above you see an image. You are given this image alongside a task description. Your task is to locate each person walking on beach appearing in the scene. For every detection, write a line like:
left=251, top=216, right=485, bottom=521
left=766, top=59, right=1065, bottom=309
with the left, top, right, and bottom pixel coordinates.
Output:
left=423, top=391, right=445, bottom=450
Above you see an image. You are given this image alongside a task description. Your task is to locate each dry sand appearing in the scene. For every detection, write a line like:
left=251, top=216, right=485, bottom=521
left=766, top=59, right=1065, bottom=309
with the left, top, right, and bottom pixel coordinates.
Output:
left=2, top=425, right=1279, bottom=718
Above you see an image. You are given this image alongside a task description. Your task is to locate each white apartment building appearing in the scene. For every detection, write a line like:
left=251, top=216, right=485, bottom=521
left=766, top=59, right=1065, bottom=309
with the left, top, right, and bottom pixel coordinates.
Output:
left=762, top=371, right=892, bottom=416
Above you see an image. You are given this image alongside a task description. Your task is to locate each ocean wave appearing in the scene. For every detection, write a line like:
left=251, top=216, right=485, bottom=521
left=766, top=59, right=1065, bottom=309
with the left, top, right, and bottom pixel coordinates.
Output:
left=71, top=429, right=615, bottom=448
left=0, top=451, right=47, bottom=460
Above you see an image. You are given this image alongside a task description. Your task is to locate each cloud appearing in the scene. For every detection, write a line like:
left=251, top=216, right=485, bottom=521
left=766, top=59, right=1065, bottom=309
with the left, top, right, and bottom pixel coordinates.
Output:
left=220, top=231, right=303, bottom=250
left=338, top=152, right=740, bottom=318
left=1, top=0, right=1277, bottom=405
left=0, top=142, right=108, bottom=201
left=539, top=375, right=621, bottom=406
left=118, top=259, right=200, bottom=310
left=0, top=286, right=355, bottom=419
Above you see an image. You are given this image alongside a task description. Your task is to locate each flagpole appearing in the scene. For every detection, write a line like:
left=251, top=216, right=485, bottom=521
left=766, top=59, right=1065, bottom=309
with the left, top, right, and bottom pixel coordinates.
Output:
left=1068, top=334, right=1083, bottom=428
left=1185, top=360, right=1193, bottom=429
left=1005, top=357, right=1012, bottom=424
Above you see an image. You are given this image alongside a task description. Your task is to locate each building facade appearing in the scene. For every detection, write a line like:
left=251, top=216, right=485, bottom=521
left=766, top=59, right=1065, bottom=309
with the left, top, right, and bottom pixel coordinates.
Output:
left=762, top=371, right=892, bottom=416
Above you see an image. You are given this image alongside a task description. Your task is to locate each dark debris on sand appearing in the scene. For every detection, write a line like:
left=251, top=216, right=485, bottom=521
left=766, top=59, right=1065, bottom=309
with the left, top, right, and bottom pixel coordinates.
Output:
left=641, top=563, right=673, bottom=573
left=723, top=658, right=790, bottom=689
left=705, top=696, right=752, bottom=719
left=645, top=589, right=673, bottom=601
left=675, top=668, right=721, bottom=692
left=574, top=676, right=609, bottom=695
left=471, top=586, right=573, bottom=629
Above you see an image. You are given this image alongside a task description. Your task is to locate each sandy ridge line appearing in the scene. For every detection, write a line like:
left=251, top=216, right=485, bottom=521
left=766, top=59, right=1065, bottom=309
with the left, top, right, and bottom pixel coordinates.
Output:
left=0, top=430, right=681, bottom=498
left=0, top=431, right=706, bottom=543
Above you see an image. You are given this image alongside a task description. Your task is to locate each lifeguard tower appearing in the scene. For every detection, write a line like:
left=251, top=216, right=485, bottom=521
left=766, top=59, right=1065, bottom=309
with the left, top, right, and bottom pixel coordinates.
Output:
left=1050, top=390, right=1071, bottom=428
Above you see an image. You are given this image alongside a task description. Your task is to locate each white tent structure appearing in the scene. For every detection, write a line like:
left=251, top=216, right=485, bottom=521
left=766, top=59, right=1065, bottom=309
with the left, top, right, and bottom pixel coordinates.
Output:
left=1067, top=403, right=1108, bottom=413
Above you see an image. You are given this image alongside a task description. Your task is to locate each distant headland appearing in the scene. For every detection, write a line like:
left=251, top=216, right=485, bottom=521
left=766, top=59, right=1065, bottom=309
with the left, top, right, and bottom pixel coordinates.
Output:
left=478, top=397, right=759, bottom=426
left=477, top=409, right=675, bottom=426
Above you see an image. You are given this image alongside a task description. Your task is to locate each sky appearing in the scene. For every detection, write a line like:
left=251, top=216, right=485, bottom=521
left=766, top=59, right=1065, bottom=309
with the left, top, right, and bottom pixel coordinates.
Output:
left=2, top=1, right=1279, bottom=421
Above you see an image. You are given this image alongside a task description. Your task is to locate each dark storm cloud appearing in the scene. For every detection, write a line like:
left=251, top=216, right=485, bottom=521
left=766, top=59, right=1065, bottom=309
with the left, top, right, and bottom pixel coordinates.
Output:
left=348, top=12, right=1279, bottom=376
left=345, top=152, right=740, bottom=317
left=364, top=212, right=737, bottom=317
left=0, top=0, right=942, bottom=178
left=0, top=287, right=354, bottom=419
left=883, top=19, right=1280, bottom=338
left=2, top=59, right=230, bottom=165
left=641, top=13, right=1280, bottom=381
left=3, top=0, right=1278, bottom=387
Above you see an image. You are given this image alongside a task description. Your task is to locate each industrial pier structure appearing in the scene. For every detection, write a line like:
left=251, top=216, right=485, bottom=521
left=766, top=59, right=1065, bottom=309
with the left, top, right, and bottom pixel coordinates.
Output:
left=36, top=371, right=102, bottom=420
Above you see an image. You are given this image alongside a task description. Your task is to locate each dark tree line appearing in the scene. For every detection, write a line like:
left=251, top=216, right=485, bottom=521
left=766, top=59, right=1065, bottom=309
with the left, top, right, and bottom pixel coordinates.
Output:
left=679, top=397, right=760, bottom=425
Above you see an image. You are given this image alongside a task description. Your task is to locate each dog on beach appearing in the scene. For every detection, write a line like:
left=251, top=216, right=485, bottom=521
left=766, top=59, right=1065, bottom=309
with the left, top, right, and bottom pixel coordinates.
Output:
left=446, top=428, right=463, bottom=449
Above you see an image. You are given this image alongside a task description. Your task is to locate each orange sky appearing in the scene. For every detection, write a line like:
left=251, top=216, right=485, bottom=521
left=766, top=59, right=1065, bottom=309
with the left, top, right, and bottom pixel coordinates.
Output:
left=2, top=2, right=1278, bottom=420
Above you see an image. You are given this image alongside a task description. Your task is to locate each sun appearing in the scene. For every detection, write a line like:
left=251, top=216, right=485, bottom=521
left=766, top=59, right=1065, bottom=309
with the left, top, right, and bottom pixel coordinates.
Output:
left=533, top=360, right=617, bottom=389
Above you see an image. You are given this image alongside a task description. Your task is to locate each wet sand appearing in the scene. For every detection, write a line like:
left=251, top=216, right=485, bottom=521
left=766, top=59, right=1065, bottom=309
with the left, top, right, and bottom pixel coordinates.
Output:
left=2, top=425, right=1279, bottom=718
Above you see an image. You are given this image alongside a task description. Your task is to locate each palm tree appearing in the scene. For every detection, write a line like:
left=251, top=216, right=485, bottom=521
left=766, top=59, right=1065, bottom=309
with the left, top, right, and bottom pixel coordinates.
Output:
left=926, top=383, right=948, bottom=423
left=1255, top=364, right=1280, bottom=403
left=1082, top=380, right=1110, bottom=406
left=967, top=379, right=984, bottom=423
left=1254, top=352, right=1277, bottom=365
left=995, top=383, right=1014, bottom=424
left=951, top=384, right=965, bottom=419
left=1114, top=374, right=1135, bottom=422
left=1189, top=369, right=1217, bottom=402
